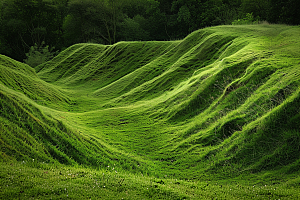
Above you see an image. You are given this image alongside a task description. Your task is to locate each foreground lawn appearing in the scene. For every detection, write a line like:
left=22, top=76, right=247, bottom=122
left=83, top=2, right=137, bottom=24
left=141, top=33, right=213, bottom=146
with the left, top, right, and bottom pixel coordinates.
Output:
left=1, top=161, right=300, bottom=199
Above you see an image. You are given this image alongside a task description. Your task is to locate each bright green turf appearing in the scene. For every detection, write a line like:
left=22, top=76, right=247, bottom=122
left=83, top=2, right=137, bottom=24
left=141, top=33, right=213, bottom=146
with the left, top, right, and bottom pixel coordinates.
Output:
left=1, top=24, right=300, bottom=199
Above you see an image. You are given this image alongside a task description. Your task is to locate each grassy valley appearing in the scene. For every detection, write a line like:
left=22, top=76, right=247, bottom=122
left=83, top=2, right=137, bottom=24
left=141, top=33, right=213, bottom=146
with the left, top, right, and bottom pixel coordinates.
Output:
left=1, top=25, right=300, bottom=199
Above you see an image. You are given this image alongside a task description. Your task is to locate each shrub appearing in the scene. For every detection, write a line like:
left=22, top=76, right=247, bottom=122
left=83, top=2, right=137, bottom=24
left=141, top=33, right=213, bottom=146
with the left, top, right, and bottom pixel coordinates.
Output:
left=24, top=41, right=58, bottom=67
left=232, top=13, right=260, bottom=25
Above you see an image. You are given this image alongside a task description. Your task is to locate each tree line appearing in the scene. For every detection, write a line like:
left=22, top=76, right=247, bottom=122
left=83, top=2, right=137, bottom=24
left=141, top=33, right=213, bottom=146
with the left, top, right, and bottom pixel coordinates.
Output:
left=0, top=0, right=299, bottom=63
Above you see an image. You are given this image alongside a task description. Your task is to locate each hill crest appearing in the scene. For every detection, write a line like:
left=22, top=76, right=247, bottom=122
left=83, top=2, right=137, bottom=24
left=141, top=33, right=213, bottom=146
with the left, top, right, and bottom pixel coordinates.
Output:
left=1, top=25, right=300, bottom=180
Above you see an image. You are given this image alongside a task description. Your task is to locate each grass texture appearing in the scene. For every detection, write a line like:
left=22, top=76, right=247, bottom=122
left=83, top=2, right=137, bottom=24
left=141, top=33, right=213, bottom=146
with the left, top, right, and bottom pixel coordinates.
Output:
left=1, top=25, right=300, bottom=199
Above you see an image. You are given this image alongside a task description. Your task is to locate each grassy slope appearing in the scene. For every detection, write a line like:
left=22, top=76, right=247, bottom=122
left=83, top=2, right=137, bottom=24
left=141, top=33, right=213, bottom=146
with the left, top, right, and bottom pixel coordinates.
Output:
left=1, top=25, right=300, bottom=199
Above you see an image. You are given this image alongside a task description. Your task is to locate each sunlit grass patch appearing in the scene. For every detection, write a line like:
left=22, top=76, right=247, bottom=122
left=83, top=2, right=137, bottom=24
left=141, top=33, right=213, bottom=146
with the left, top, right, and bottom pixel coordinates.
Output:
left=1, top=24, right=300, bottom=199
left=1, top=161, right=300, bottom=199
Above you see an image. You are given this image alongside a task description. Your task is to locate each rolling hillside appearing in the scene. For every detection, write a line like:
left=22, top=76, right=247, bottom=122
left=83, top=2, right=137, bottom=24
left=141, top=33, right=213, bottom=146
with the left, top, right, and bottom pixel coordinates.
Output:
left=1, top=25, right=300, bottom=199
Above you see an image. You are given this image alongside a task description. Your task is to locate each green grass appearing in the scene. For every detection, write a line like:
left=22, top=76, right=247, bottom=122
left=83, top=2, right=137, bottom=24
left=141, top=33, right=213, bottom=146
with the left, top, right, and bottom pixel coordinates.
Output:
left=2, top=161, right=300, bottom=199
left=1, top=24, right=300, bottom=199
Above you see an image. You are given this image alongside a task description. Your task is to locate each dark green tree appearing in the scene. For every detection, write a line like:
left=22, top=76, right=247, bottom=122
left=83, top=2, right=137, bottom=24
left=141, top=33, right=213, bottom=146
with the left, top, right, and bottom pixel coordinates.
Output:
left=240, top=0, right=270, bottom=20
left=0, top=0, right=66, bottom=61
left=267, top=0, right=300, bottom=25
left=120, top=15, right=150, bottom=41
left=169, top=0, right=224, bottom=38
left=63, top=0, right=127, bottom=46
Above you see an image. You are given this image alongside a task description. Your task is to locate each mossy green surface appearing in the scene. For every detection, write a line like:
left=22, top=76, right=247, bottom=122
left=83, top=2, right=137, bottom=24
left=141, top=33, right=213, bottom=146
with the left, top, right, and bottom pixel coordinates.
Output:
left=1, top=25, right=300, bottom=199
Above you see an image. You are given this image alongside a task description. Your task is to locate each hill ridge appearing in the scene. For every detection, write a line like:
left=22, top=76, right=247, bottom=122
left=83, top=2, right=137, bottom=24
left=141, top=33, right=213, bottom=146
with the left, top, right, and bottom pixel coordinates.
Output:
left=1, top=25, right=300, bottom=182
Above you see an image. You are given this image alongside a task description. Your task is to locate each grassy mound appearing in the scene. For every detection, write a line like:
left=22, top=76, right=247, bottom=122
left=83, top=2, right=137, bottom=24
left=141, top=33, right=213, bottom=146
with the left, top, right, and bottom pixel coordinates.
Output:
left=1, top=24, right=300, bottom=199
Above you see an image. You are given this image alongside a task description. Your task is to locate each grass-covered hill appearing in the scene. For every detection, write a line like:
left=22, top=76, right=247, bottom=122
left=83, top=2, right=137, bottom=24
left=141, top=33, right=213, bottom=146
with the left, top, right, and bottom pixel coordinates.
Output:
left=1, top=25, right=300, bottom=199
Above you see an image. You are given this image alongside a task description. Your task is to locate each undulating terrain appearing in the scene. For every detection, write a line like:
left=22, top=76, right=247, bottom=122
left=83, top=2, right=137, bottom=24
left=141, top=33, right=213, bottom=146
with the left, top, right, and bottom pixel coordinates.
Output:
left=1, top=25, right=300, bottom=199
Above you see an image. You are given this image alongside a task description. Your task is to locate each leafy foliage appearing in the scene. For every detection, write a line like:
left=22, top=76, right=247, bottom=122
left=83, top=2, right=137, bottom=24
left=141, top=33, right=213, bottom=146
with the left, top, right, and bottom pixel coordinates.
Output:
left=232, top=13, right=259, bottom=25
left=24, top=42, right=57, bottom=67
left=0, top=0, right=299, bottom=62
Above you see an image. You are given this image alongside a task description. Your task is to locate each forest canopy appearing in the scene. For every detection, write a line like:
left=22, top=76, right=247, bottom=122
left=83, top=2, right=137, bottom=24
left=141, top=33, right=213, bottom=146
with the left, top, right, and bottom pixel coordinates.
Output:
left=0, top=0, right=299, bottom=62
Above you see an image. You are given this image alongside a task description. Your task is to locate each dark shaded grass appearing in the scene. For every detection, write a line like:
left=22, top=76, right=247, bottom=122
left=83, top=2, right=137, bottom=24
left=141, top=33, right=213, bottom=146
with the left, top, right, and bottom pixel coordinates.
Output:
left=1, top=25, right=300, bottom=199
